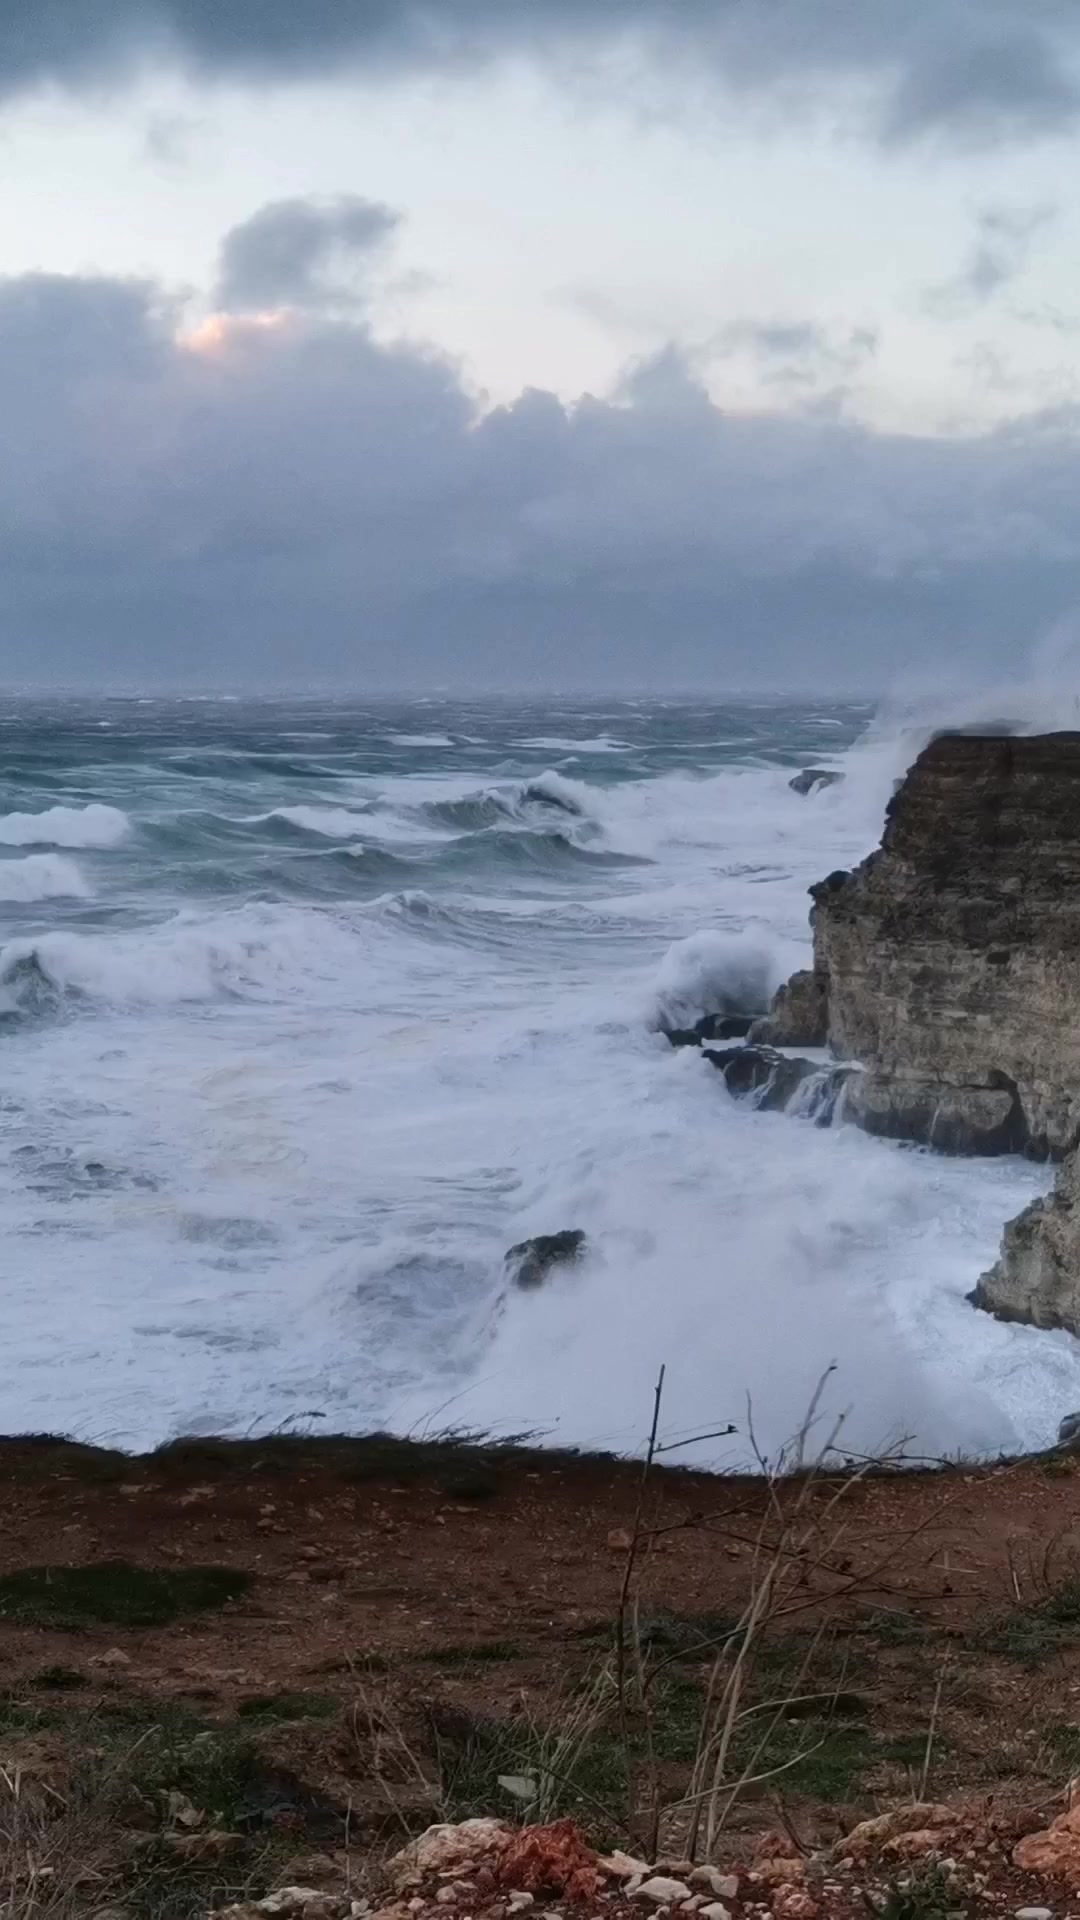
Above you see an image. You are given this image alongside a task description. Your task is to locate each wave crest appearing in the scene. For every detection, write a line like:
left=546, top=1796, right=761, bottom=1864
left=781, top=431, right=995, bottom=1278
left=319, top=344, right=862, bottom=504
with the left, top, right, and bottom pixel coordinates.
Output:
left=0, top=803, right=130, bottom=849
left=0, top=855, right=90, bottom=902
left=650, top=930, right=785, bottom=1032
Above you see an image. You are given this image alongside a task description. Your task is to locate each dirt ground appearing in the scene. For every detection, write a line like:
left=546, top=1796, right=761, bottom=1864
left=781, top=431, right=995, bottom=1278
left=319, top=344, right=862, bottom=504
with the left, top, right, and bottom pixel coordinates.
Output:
left=4, top=1432, right=1080, bottom=1916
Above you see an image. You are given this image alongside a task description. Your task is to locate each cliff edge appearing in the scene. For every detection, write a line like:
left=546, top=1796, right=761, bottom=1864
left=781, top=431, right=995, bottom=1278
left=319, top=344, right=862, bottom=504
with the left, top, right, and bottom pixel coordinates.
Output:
left=759, top=730, right=1080, bottom=1333
left=764, top=731, right=1080, bottom=1158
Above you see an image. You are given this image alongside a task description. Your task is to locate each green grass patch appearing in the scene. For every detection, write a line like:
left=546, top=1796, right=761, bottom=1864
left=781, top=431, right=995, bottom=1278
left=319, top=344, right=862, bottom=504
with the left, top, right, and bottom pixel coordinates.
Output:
left=728, top=1715, right=931, bottom=1803
left=0, top=1692, right=51, bottom=1734
left=0, top=1434, right=130, bottom=1483
left=863, top=1609, right=928, bottom=1647
left=120, top=1839, right=277, bottom=1920
left=420, top=1639, right=522, bottom=1668
left=974, top=1576, right=1080, bottom=1667
left=437, top=1718, right=626, bottom=1830
left=30, top=1663, right=90, bottom=1690
left=577, top=1607, right=738, bottom=1662
left=235, top=1690, right=338, bottom=1723
left=145, top=1430, right=591, bottom=1491
left=879, top=1865, right=953, bottom=1920
left=0, top=1561, right=252, bottom=1629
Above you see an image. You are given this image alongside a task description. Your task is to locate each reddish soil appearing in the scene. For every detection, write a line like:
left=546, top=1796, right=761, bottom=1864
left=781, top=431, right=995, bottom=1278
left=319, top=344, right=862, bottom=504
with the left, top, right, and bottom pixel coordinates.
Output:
left=3, top=1434, right=1080, bottom=1916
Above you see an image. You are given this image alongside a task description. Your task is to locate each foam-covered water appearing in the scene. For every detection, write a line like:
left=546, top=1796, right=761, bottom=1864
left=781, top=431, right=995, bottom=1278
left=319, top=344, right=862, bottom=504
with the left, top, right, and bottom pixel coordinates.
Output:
left=0, top=694, right=1073, bottom=1462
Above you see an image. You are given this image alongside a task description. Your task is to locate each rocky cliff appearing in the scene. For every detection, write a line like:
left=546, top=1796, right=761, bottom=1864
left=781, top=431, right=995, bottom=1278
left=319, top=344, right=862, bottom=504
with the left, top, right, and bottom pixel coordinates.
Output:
left=763, top=731, right=1080, bottom=1158
left=971, top=1150, right=1080, bottom=1334
left=756, top=730, right=1080, bottom=1334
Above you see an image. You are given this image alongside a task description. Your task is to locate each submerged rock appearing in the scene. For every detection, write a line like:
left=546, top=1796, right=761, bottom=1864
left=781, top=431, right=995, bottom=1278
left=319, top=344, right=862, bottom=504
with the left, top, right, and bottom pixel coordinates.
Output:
left=789, top=766, right=844, bottom=795
left=703, top=1043, right=849, bottom=1122
left=504, top=1231, right=587, bottom=1290
left=664, top=1011, right=757, bottom=1048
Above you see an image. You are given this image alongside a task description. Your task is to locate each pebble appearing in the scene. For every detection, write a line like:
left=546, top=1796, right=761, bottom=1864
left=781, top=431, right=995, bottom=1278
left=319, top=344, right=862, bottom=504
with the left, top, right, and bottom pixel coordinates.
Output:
left=698, top=1907, right=731, bottom=1920
left=601, top=1854, right=652, bottom=1881
left=435, top=1891, right=458, bottom=1906
left=690, top=1871, right=738, bottom=1902
left=507, top=1900, right=534, bottom=1915
left=633, top=1880, right=693, bottom=1907
left=1015, top=1909, right=1053, bottom=1920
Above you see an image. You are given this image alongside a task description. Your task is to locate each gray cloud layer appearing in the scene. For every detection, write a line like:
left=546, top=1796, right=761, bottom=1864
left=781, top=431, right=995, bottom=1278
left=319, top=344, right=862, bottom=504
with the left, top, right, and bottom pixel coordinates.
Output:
left=924, top=202, right=1057, bottom=314
left=1, top=217, right=1079, bottom=688
left=3, top=1, right=1080, bottom=147
left=216, top=197, right=399, bottom=312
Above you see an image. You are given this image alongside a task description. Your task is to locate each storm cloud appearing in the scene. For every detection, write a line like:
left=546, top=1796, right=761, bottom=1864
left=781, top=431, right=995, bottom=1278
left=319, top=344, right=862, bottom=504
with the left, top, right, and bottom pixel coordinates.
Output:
left=1, top=218, right=1079, bottom=688
left=3, top=0, right=1080, bottom=148
left=216, top=197, right=399, bottom=312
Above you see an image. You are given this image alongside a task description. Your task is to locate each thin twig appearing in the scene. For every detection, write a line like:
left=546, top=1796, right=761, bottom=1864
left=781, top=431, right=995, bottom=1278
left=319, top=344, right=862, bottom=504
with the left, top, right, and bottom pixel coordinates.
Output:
left=918, top=1654, right=949, bottom=1803
left=615, top=1364, right=666, bottom=1848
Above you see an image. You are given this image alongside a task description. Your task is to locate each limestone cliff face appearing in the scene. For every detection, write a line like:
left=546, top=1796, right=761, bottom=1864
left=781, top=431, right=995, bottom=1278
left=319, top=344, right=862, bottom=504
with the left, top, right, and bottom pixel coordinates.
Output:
left=971, top=1151, right=1080, bottom=1335
left=749, top=967, right=828, bottom=1048
left=752, top=730, right=1080, bottom=1335
left=774, top=732, right=1080, bottom=1158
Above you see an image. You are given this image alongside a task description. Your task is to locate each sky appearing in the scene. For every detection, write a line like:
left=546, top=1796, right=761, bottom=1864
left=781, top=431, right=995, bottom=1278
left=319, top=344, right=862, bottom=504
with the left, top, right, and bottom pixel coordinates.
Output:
left=2, top=1, right=1080, bottom=689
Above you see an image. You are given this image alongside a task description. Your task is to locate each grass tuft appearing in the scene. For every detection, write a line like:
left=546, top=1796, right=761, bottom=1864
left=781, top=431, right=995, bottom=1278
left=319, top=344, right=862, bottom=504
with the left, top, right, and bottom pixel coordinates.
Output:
left=420, top=1640, right=522, bottom=1668
left=974, top=1575, right=1080, bottom=1667
left=30, top=1665, right=89, bottom=1691
left=879, top=1864, right=953, bottom=1920
left=0, top=1562, right=252, bottom=1629
left=235, top=1691, right=338, bottom=1723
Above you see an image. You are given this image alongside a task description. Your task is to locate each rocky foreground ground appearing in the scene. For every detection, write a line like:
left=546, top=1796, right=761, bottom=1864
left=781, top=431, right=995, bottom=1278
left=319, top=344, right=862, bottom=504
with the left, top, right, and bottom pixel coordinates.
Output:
left=4, top=1434, right=1080, bottom=1917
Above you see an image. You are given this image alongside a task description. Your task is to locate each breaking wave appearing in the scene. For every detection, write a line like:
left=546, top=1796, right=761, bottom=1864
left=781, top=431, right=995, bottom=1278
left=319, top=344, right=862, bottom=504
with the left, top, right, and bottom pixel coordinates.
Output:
left=649, top=929, right=790, bottom=1032
left=0, top=854, right=91, bottom=902
left=0, top=803, right=130, bottom=849
left=0, top=905, right=364, bottom=1015
left=2, top=689, right=1076, bottom=1461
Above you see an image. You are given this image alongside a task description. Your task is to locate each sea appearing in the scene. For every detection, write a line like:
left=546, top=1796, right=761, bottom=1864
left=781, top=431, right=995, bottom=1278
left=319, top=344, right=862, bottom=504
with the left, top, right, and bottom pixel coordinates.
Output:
left=0, top=693, right=1076, bottom=1466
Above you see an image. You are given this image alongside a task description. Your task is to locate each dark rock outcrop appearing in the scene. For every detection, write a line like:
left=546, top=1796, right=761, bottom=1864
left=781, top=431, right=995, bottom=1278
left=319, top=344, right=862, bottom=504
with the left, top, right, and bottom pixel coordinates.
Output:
left=703, top=1043, right=850, bottom=1122
left=765, top=729, right=1080, bottom=1333
left=665, top=1012, right=757, bottom=1049
left=750, top=969, right=828, bottom=1048
left=505, top=1231, right=586, bottom=1290
left=790, top=732, right=1080, bottom=1158
left=789, top=767, right=844, bottom=796
left=970, top=1154, right=1080, bottom=1334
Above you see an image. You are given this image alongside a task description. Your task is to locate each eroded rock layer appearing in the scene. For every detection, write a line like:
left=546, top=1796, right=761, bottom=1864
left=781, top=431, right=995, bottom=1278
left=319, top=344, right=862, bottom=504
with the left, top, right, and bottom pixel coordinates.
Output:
left=970, top=1151, right=1080, bottom=1334
left=769, top=731, right=1080, bottom=1158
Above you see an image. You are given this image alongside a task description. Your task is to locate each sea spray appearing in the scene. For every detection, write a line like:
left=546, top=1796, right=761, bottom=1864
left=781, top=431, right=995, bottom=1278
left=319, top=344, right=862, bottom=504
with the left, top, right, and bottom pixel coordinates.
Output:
left=0, top=691, right=1068, bottom=1458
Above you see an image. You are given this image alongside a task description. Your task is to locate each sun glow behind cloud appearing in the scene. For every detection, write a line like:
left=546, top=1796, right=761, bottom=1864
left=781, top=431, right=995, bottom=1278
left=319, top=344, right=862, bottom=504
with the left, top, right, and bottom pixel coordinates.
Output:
left=178, top=308, right=287, bottom=355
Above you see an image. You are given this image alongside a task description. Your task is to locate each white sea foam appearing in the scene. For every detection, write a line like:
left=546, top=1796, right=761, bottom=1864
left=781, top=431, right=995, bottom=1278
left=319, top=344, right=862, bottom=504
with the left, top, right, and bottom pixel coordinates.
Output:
left=264, top=805, right=368, bottom=838
left=0, top=903, right=366, bottom=1008
left=516, top=736, right=627, bottom=752
left=0, top=803, right=130, bottom=849
left=650, top=929, right=784, bottom=1030
left=0, top=855, right=91, bottom=902
left=1, top=695, right=1077, bottom=1459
